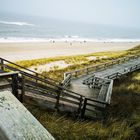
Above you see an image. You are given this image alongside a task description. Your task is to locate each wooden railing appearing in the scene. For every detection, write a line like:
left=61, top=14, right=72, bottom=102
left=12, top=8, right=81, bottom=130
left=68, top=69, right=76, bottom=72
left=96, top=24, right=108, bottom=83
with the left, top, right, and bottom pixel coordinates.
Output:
left=80, top=98, right=109, bottom=118
left=61, top=74, right=71, bottom=87
left=0, top=57, right=60, bottom=85
left=0, top=71, right=19, bottom=100
left=81, top=56, right=140, bottom=109
left=128, top=63, right=140, bottom=72
left=63, top=54, right=140, bottom=81
left=0, top=61, right=109, bottom=118
left=83, top=76, right=110, bottom=88
left=105, top=80, right=113, bottom=104
left=0, top=55, right=140, bottom=119
left=18, top=77, right=83, bottom=113
left=106, top=72, right=122, bottom=79
left=0, top=58, right=84, bottom=116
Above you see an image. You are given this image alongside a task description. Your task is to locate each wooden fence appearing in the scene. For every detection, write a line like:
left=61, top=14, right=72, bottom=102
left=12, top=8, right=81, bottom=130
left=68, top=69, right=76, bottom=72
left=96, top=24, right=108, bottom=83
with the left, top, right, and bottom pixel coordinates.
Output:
left=61, top=74, right=71, bottom=87
left=63, top=54, right=140, bottom=81
left=0, top=58, right=87, bottom=117
left=80, top=98, right=109, bottom=118
left=0, top=71, right=19, bottom=99
left=82, top=61, right=140, bottom=106
left=0, top=57, right=60, bottom=85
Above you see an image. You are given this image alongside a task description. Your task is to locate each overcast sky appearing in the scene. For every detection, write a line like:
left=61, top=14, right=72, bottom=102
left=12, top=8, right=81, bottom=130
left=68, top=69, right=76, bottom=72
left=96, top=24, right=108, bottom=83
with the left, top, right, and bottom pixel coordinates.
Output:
left=0, top=0, right=140, bottom=28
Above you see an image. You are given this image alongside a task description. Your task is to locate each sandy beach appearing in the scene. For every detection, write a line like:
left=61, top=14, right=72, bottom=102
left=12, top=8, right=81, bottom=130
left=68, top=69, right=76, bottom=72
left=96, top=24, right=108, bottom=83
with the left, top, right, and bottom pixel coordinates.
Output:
left=0, top=41, right=139, bottom=62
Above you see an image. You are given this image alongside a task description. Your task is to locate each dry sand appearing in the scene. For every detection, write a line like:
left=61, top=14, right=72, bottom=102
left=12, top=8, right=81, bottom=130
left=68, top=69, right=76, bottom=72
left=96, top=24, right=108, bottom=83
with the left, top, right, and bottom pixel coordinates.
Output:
left=0, top=41, right=139, bottom=62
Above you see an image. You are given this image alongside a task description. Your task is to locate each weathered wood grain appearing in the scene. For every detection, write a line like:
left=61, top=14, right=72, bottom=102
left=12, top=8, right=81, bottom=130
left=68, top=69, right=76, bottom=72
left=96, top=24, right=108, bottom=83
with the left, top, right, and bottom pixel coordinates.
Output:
left=0, top=91, right=54, bottom=140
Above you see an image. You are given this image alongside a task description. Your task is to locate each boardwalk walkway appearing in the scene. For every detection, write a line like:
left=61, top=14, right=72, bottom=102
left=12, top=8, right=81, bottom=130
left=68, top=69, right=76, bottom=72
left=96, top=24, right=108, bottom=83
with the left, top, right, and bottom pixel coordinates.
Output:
left=68, top=56, right=140, bottom=98
left=0, top=55, right=140, bottom=119
left=63, top=55, right=140, bottom=117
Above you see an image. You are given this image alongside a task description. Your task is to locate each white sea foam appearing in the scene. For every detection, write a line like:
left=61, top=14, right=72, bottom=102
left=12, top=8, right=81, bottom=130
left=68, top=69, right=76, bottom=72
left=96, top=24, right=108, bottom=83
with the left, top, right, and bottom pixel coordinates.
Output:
left=0, top=37, right=140, bottom=43
left=0, top=37, right=49, bottom=43
left=0, top=21, right=35, bottom=26
left=53, top=38, right=140, bottom=43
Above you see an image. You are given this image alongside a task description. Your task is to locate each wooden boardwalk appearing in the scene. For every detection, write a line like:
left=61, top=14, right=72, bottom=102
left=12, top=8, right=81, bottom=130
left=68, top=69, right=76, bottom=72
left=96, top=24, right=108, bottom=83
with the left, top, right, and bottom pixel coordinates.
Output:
left=63, top=55, right=140, bottom=117
left=0, top=55, right=140, bottom=119
left=68, top=56, right=140, bottom=98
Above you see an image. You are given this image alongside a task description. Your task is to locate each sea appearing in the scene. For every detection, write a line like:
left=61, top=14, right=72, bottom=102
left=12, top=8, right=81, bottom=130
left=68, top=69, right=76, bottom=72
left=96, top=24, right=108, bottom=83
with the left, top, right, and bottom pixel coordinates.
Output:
left=0, top=12, right=140, bottom=43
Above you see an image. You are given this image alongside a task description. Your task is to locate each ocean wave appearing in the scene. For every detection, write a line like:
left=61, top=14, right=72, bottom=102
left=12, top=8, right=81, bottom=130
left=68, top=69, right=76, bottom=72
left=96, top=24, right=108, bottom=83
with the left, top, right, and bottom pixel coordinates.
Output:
left=0, top=21, right=35, bottom=26
left=0, top=37, right=48, bottom=43
left=0, top=37, right=140, bottom=43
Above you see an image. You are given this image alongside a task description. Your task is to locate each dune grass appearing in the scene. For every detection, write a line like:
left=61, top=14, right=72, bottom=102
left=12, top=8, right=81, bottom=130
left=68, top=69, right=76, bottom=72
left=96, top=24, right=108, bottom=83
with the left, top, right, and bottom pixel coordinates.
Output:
left=26, top=70, right=140, bottom=140
left=10, top=45, right=140, bottom=81
left=14, top=50, right=126, bottom=68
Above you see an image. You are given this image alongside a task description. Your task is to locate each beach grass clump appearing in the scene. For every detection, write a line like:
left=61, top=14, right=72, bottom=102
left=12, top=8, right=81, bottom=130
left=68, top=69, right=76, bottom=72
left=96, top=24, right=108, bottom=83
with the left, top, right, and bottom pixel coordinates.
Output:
left=128, top=45, right=140, bottom=55
left=28, top=106, right=135, bottom=140
left=14, top=51, right=124, bottom=68
left=12, top=50, right=127, bottom=68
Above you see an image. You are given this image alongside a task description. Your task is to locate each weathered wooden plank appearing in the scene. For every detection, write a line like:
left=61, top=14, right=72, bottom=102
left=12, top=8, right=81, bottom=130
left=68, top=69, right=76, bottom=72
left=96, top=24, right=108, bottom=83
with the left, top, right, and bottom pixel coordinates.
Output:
left=0, top=91, right=54, bottom=140
left=61, top=74, right=71, bottom=87
left=59, top=97, right=80, bottom=105
left=0, top=71, right=19, bottom=77
left=0, top=83, right=11, bottom=89
left=24, top=86, right=57, bottom=99
left=105, top=80, right=113, bottom=103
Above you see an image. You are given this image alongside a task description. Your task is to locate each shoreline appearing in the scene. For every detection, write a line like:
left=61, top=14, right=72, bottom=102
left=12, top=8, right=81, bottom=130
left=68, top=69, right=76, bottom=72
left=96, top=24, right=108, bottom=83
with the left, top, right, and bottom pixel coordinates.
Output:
left=0, top=41, right=139, bottom=62
left=1, top=37, right=140, bottom=43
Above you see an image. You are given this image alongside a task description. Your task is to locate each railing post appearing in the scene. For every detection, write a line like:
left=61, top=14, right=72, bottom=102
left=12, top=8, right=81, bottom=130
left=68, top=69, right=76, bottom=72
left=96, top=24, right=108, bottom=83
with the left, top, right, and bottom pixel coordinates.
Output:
left=20, top=75, right=25, bottom=103
left=81, top=98, right=87, bottom=118
left=35, top=73, right=38, bottom=83
left=135, top=65, right=137, bottom=70
left=77, top=96, right=83, bottom=115
left=55, top=84, right=63, bottom=110
left=130, top=67, right=132, bottom=72
left=116, top=73, right=118, bottom=79
left=11, top=73, right=19, bottom=99
left=75, top=71, right=78, bottom=77
left=86, top=68, right=89, bottom=74
left=96, top=66, right=99, bottom=71
left=64, top=72, right=67, bottom=80
left=117, top=60, right=120, bottom=64
left=55, top=92, right=61, bottom=110
left=0, top=58, right=4, bottom=71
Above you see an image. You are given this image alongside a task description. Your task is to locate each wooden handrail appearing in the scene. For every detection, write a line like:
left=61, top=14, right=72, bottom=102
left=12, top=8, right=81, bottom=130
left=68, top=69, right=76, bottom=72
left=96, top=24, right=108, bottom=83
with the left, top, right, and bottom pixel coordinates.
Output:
left=61, top=74, right=71, bottom=87
left=0, top=71, right=19, bottom=77
left=0, top=58, right=82, bottom=97
left=64, top=54, right=140, bottom=79
left=105, top=80, right=113, bottom=103
left=85, top=97, right=109, bottom=105
left=0, top=57, right=60, bottom=84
